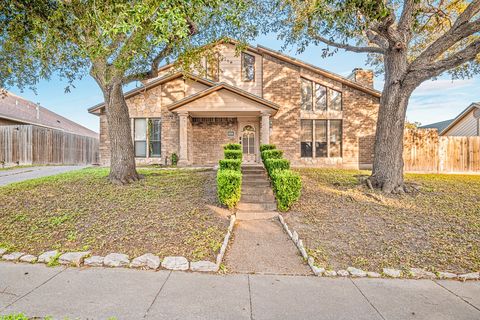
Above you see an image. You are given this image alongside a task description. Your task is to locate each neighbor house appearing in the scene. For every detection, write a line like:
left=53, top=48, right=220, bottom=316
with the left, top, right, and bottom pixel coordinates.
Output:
left=88, top=40, right=381, bottom=168
left=421, top=102, right=480, bottom=136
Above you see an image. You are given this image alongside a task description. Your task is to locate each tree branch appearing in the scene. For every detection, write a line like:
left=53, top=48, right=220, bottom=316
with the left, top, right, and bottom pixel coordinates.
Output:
left=398, top=0, right=418, bottom=39
left=308, top=29, right=385, bottom=54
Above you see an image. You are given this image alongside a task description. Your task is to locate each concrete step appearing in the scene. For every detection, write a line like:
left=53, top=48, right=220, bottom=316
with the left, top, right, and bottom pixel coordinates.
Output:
left=241, top=166, right=265, bottom=172
left=241, top=193, right=276, bottom=203
left=243, top=175, right=268, bottom=182
left=242, top=187, right=274, bottom=196
left=235, top=210, right=278, bottom=221
left=237, top=201, right=277, bottom=211
left=242, top=170, right=266, bottom=176
left=242, top=180, right=270, bottom=188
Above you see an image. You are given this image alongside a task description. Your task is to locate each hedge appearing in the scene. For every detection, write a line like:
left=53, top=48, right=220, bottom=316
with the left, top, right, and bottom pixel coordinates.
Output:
left=261, top=149, right=283, bottom=162
left=260, top=144, right=276, bottom=152
left=224, top=149, right=242, bottom=160
left=219, top=159, right=241, bottom=171
left=217, top=169, right=242, bottom=209
left=224, top=143, right=241, bottom=151
left=264, top=158, right=290, bottom=176
left=270, top=169, right=302, bottom=211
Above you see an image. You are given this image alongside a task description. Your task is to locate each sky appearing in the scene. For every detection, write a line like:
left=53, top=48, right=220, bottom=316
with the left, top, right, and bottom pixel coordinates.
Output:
left=9, top=33, right=480, bottom=133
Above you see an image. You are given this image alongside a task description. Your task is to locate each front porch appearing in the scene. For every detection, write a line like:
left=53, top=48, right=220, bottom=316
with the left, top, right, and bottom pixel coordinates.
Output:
left=168, top=83, right=279, bottom=166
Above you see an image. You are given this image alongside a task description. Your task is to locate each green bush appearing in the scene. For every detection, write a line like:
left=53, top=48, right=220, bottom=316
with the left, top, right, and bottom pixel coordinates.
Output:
left=223, top=143, right=241, bottom=150
left=219, top=159, right=241, bottom=171
left=217, top=169, right=242, bottom=209
left=260, top=144, right=276, bottom=152
left=264, top=158, right=290, bottom=176
left=224, top=149, right=242, bottom=160
left=261, top=149, right=283, bottom=162
left=270, top=169, right=302, bottom=211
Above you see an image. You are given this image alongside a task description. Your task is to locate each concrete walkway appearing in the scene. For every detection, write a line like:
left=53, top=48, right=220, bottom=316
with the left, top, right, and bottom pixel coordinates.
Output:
left=0, top=166, right=87, bottom=186
left=225, top=219, right=311, bottom=275
left=1, top=263, right=479, bottom=319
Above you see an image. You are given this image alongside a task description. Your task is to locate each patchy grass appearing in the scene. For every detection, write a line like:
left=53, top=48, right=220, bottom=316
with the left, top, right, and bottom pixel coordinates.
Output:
left=0, top=167, right=228, bottom=262
left=286, top=168, right=480, bottom=274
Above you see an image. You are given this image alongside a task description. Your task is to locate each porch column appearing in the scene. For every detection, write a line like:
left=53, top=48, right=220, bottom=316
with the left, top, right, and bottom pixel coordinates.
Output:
left=178, top=111, right=189, bottom=166
left=260, top=112, right=270, bottom=145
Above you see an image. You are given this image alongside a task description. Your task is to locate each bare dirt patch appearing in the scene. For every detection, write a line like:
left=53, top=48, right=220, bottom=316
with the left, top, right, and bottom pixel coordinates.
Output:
left=285, top=168, right=480, bottom=274
left=0, top=168, right=229, bottom=261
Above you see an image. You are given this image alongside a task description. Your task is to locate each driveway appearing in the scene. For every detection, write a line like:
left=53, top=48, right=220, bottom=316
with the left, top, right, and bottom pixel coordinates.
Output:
left=0, top=263, right=479, bottom=319
left=0, top=166, right=88, bottom=187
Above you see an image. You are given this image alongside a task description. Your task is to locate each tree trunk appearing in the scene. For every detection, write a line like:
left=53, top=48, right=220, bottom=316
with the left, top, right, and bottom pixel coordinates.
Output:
left=102, top=81, right=141, bottom=184
left=370, top=50, right=414, bottom=193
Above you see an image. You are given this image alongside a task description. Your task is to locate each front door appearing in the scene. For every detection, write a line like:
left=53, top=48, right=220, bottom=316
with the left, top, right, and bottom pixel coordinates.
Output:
left=241, top=125, right=256, bottom=163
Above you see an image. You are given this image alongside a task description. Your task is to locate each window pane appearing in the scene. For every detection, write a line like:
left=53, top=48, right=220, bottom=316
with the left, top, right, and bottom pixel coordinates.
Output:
left=149, top=119, right=161, bottom=157
left=135, top=141, right=147, bottom=157
left=300, top=119, right=313, bottom=157
left=314, top=84, right=327, bottom=111
left=329, top=120, right=342, bottom=157
left=301, top=79, right=313, bottom=111
left=242, top=53, right=255, bottom=81
left=206, top=54, right=219, bottom=82
left=315, top=120, right=327, bottom=157
left=329, top=89, right=342, bottom=111
left=134, top=119, right=147, bottom=140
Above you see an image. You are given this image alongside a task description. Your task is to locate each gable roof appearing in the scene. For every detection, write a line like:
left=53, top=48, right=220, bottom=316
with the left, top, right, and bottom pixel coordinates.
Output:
left=256, top=45, right=381, bottom=98
left=167, top=82, right=280, bottom=113
left=420, top=119, right=454, bottom=132
left=0, top=91, right=98, bottom=138
left=88, top=72, right=215, bottom=115
left=438, top=103, right=480, bottom=135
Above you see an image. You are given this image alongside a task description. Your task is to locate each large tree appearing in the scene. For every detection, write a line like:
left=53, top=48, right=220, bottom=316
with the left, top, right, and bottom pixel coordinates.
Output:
left=270, top=0, right=480, bottom=192
left=1, top=0, right=252, bottom=184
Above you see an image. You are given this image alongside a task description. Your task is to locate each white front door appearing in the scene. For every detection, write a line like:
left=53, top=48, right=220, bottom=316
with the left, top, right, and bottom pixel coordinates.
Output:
left=241, top=125, right=256, bottom=163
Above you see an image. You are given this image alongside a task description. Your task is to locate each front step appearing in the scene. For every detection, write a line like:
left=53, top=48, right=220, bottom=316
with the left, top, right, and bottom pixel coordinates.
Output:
left=243, top=176, right=268, bottom=183
left=236, top=210, right=278, bottom=221
left=242, top=186, right=274, bottom=195
left=241, top=193, right=276, bottom=203
left=237, top=201, right=277, bottom=211
left=242, top=180, right=270, bottom=187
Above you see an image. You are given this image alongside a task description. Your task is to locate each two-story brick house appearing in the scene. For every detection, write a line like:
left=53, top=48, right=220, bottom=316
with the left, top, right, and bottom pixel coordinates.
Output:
left=88, top=40, right=381, bottom=168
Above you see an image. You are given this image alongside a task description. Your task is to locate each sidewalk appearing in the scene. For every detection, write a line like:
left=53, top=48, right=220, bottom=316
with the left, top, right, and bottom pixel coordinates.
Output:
left=1, top=262, right=479, bottom=319
left=0, top=166, right=87, bottom=186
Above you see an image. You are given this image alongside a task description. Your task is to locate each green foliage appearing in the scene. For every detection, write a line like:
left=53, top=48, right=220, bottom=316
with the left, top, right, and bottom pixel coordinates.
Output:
left=219, top=159, right=241, bottom=171
left=260, top=144, right=276, bottom=152
left=264, top=158, right=290, bottom=176
left=223, top=143, right=241, bottom=150
left=270, top=169, right=302, bottom=211
left=261, top=149, right=283, bottom=162
left=216, top=169, right=242, bottom=209
left=224, top=150, right=242, bottom=160
left=171, top=153, right=178, bottom=166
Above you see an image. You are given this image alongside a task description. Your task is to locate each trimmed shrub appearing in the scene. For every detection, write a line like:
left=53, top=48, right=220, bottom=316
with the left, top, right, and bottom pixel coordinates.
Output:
left=270, top=169, right=302, bottom=212
left=224, top=149, right=242, bottom=160
left=223, top=143, right=241, bottom=150
left=264, top=158, right=290, bottom=176
left=217, top=169, right=242, bottom=209
left=260, top=144, right=276, bottom=152
left=219, top=159, right=241, bottom=171
left=261, top=149, right=283, bottom=162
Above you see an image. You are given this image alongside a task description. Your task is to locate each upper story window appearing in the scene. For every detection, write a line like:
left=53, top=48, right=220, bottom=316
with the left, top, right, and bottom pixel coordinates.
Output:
left=241, top=52, right=255, bottom=81
left=205, top=54, right=219, bottom=82
left=301, top=78, right=342, bottom=111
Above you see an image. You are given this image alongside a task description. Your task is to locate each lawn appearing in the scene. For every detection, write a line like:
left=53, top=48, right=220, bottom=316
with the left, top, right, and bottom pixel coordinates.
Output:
left=285, top=168, right=480, bottom=274
left=0, top=167, right=229, bottom=262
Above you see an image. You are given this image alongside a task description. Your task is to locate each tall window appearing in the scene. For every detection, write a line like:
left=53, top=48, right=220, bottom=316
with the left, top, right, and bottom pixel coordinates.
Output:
left=300, top=78, right=342, bottom=111
left=300, top=119, right=313, bottom=157
left=300, top=119, right=342, bottom=158
left=241, top=52, right=255, bottom=81
left=206, top=54, right=219, bottom=82
left=301, top=79, right=313, bottom=111
left=134, top=118, right=147, bottom=157
left=149, top=119, right=161, bottom=157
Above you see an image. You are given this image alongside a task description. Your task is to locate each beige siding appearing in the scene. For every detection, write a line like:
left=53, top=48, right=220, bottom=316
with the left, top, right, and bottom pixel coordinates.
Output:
left=444, top=110, right=479, bottom=136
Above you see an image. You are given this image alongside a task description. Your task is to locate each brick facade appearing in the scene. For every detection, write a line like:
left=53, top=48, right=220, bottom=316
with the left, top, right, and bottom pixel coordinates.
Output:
left=94, top=42, right=380, bottom=169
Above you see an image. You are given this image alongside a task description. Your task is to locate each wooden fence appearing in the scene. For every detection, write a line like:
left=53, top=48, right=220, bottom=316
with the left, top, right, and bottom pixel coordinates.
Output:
left=404, top=128, right=480, bottom=173
left=0, top=125, right=99, bottom=165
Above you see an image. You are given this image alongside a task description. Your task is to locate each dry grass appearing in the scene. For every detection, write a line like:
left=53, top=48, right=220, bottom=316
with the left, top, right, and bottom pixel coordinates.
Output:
left=285, top=168, right=480, bottom=273
left=0, top=167, right=229, bottom=262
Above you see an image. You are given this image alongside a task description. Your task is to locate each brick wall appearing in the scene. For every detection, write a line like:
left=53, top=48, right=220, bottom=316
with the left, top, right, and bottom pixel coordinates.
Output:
left=191, top=118, right=238, bottom=165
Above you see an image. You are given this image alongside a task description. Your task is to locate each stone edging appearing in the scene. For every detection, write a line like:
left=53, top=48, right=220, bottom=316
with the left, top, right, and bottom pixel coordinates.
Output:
left=277, top=214, right=479, bottom=281
left=0, top=215, right=236, bottom=274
